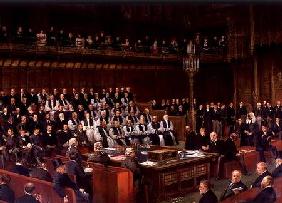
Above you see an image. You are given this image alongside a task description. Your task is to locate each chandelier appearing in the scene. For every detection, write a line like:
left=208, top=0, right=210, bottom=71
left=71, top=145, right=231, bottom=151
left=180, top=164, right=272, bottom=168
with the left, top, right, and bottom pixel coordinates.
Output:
left=182, top=44, right=200, bottom=131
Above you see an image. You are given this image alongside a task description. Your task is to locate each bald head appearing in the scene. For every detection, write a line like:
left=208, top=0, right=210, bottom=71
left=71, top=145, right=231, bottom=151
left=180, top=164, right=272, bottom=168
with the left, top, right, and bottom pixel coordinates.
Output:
left=24, top=182, right=35, bottom=194
left=210, top=131, right=218, bottom=141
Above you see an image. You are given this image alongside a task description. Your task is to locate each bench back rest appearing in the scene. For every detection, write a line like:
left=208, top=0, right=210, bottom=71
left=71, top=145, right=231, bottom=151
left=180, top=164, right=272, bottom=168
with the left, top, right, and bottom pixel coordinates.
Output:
left=0, top=169, right=76, bottom=203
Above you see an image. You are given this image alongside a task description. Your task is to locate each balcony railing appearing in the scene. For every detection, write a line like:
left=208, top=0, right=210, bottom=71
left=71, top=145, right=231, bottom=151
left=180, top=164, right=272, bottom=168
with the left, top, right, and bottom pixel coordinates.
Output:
left=0, top=42, right=228, bottom=64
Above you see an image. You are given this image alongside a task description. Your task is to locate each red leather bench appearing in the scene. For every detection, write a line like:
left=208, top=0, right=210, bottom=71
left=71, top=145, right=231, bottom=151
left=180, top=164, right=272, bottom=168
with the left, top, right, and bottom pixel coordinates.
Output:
left=221, top=177, right=282, bottom=203
left=0, top=169, right=77, bottom=203
left=239, top=146, right=275, bottom=173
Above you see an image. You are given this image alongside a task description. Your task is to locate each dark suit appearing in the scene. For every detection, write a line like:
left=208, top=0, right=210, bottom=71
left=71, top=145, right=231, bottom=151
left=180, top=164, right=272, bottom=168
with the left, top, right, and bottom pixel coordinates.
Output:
left=28, top=93, right=38, bottom=104
left=41, top=131, right=57, bottom=147
left=203, top=109, right=213, bottom=134
left=53, top=172, right=88, bottom=202
left=271, top=122, right=282, bottom=138
left=251, top=171, right=272, bottom=188
left=0, top=183, right=15, bottom=203
left=29, top=167, right=52, bottom=182
left=15, top=194, right=39, bottom=203
left=255, top=131, right=272, bottom=151
left=272, top=164, right=282, bottom=178
left=53, top=172, right=78, bottom=198
left=227, top=106, right=235, bottom=126
left=255, top=131, right=276, bottom=162
left=184, top=131, right=197, bottom=150
left=224, top=138, right=248, bottom=174
left=274, top=105, right=282, bottom=119
left=224, top=138, right=237, bottom=160
left=208, top=140, right=225, bottom=155
left=196, top=108, right=204, bottom=132
left=121, top=157, right=142, bottom=186
left=66, top=160, right=90, bottom=191
left=236, top=106, right=247, bottom=119
left=56, top=130, right=72, bottom=148
left=199, top=189, right=218, bottom=203
left=196, top=134, right=210, bottom=150
left=244, top=121, right=259, bottom=146
left=11, top=164, right=30, bottom=177
left=220, top=181, right=247, bottom=201
left=74, top=129, right=90, bottom=147
left=87, top=152, right=110, bottom=165
left=250, top=186, right=276, bottom=203
left=66, top=160, right=85, bottom=179
left=209, top=139, right=229, bottom=178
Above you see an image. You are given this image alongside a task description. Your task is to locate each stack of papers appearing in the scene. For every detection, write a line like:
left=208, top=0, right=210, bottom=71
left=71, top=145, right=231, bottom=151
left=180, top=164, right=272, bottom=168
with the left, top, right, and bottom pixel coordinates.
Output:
left=110, top=155, right=126, bottom=161
left=84, top=168, right=93, bottom=173
left=139, top=161, right=158, bottom=167
left=178, top=150, right=206, bottom=158
left=240, top=149, right=255, bottom=153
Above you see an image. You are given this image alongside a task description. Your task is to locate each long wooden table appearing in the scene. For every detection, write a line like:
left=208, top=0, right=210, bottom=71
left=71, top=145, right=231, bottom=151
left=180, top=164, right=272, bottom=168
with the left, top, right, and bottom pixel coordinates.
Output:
left=141, top=153, right=218, bottom=203
left=221, top=177, right=282, bottom=203
left=81, top=145, right=218, bottom=203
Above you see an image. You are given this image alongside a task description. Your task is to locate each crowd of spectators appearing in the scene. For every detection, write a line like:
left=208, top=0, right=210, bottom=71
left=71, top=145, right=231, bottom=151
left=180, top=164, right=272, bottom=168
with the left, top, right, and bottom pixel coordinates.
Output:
left=193, top=100, right=282, bottom=140
left=0, top=25, right=227, bottom=55
left=153, top=98, right=282, bottom=139
left=183, top=99, right=282, bottom=202
left=151, top=98, right=190, bottom=116
left=0, top=86, right=182, bottom=202
left=151, top=98, right=282, bottom=145
left=187, top=100, right=282, bottom=202
left=0, top=87, right=180, bottom=164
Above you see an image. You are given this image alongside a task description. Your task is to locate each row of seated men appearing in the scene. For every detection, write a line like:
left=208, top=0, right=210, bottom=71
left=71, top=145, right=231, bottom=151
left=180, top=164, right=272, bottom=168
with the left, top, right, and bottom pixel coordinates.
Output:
left=0, top=180, right=44, bottom=203
left=0, top=86, right=178, bottom=159
left=151, top=98, right=189, bottom=116
left=199, top=159, right=282, bottom=203
left=0, top=112, right=176, bottom=162
left=0, top=25, right=227, bottom=55
left=0, top=87, right=134, bottom=109
left=190, top=100, right=282, bottom=140
left=185, top=124, right=279, bottom=178
left=0, top=120, right=279, bottom=202
left=0, top=136, right=143, bottom=203
left=2, top=131, right=280, bottom=203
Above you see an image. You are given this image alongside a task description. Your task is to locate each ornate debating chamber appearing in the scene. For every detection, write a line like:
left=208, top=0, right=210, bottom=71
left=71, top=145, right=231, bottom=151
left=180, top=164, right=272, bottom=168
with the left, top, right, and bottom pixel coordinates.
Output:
left=0, top=2, right=281, bottom=203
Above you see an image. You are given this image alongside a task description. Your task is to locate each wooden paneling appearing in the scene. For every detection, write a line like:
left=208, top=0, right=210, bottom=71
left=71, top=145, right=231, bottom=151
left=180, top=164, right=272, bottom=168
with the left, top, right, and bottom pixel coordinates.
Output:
left=0, top=61, right=233, bottom=103
left=0, top=64, right=188, bottom=101
left=92, top=163, right=134, bottom=203
left=151, top=109, right=186, bottom=141
left=257, top=50, right=282, bottom=103
left=232, top=49, right=282, bottom=106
